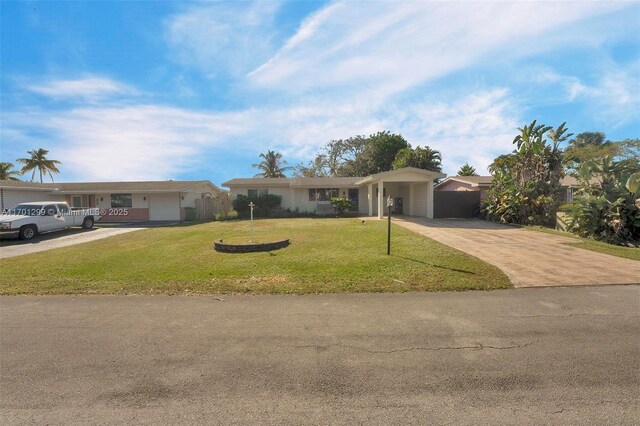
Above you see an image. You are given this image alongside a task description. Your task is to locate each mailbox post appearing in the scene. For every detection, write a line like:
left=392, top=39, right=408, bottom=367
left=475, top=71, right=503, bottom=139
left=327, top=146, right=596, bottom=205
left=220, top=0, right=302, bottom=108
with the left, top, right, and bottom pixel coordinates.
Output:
left=386, top=196, right=393, bottom=255
left=248, top=202, right=255, bottom=242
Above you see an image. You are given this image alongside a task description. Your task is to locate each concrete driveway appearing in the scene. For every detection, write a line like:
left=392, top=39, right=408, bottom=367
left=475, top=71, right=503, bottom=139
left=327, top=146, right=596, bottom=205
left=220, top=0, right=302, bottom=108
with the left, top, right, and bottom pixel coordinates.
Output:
left=0, top=224, right=146, bottom=259
left=1, top=287, right=639, bottom=425
left=395, top=217, right=640, bottom=288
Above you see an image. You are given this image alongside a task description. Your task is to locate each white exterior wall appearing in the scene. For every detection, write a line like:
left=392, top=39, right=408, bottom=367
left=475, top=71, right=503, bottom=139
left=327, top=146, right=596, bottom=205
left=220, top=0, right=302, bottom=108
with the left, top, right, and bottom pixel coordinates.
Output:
left=1, top=189, right=64, bottom=211
left=413, top=182, right=430, bottom=217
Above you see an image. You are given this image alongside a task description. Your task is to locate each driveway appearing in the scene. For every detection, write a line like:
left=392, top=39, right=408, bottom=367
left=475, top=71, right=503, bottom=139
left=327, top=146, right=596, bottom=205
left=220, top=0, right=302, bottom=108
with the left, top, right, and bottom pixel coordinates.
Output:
left=394, top=217, right=640, bottom=288
left=0, top=224, right=146, bottom=259
left=1, top=287, right=639, bottom=425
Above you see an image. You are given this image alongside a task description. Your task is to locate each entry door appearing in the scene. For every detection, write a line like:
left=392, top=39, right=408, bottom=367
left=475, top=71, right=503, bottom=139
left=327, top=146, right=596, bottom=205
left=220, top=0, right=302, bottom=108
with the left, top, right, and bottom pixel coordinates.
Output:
left=348, top=189, right=359, bottom=211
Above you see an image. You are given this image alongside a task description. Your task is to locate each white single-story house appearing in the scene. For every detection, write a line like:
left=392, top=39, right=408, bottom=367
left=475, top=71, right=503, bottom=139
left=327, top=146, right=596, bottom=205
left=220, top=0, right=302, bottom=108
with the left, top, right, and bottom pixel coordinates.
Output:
left=223, top=167, right=446, bottom=219
left=435, top=175, right=584, bottom=203
left=0, top=180, right=225, bottom=221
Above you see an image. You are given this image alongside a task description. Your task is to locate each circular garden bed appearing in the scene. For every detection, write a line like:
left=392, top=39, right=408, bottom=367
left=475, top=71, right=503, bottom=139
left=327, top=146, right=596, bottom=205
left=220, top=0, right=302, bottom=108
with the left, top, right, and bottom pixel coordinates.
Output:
left=213, top=239, right=290, bottom=253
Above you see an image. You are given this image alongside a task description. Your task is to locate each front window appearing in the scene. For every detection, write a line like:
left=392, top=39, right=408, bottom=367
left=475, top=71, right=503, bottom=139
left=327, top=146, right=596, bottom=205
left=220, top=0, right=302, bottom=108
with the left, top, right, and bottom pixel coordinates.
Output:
left=309, top=188, right=338, bottom=201
left=247, top=189, right=269, bottom=198
left=111, top=193, right=132, bottom=208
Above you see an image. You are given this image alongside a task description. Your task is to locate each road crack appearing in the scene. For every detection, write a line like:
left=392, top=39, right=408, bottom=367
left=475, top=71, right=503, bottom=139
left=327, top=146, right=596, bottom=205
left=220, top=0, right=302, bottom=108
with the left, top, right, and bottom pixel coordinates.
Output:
left=290, top=342, right=531, bottom=354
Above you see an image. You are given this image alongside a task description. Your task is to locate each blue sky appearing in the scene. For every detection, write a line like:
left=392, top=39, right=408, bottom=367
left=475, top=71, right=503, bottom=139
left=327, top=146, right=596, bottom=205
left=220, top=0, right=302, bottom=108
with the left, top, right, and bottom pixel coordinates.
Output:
left=1, top=0, right=639, bottom=186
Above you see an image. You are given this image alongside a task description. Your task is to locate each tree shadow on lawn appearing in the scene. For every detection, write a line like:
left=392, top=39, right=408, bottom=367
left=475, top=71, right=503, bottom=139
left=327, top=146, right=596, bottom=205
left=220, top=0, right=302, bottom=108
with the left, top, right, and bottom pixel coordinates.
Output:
left=393, top=255, right=475, bottom=275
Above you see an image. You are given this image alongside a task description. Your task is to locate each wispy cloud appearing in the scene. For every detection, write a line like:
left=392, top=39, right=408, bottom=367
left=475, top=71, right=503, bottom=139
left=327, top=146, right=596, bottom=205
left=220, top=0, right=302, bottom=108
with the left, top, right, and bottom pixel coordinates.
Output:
left=165, top=1, right=283, bottom=78
left=26, top=77, right=135, bottom=101
left=249, top=1, right=628, bottom=96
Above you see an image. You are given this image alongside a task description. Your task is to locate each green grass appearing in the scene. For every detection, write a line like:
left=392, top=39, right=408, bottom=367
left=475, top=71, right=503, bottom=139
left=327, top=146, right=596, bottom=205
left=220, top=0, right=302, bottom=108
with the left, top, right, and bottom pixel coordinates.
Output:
left=0, top=218, right=511, bottom=295
left=522, top=225, right=640, bottom=261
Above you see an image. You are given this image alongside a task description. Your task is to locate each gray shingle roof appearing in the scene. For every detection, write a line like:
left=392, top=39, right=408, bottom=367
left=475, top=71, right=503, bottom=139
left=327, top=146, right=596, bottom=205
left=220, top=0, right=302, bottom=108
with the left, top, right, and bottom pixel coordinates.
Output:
left=0, top=180, right=221, bottom=193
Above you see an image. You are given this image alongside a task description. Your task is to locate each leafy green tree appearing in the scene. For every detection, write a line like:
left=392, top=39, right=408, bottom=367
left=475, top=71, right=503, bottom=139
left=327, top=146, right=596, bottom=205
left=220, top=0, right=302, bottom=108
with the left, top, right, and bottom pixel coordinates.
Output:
left=457, top=163, right=478, bottom=176
left=483, top=121, right=571, bottom=226
left=357, top=131, right=410, bottom=175
left=294, top=131, right=408, bottom=177
left=0, top=162, right=22, bottom=181
left=393, top=146, right=442, bottom=172
left=252, top=150, right=293, bottom=178
left=16, top=148, right=62, bottom=182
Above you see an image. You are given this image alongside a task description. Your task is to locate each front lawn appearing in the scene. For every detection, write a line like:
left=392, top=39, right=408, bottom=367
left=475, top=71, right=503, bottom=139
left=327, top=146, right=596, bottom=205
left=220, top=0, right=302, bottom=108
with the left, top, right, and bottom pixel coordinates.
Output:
left=0, top=218, right=511, bottom=295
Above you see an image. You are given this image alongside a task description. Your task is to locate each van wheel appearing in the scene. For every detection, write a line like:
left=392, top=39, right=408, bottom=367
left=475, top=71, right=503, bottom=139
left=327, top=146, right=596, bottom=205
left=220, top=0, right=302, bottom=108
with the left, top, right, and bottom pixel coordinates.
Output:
left=82, top=217, right=94, bottom=229
left=20, top=225, right=38, bottom=240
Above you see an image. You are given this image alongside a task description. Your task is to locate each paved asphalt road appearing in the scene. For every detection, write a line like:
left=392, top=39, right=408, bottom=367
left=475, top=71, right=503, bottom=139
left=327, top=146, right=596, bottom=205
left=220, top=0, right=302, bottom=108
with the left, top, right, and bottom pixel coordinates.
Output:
left=1, top=286, right=639, bottom=425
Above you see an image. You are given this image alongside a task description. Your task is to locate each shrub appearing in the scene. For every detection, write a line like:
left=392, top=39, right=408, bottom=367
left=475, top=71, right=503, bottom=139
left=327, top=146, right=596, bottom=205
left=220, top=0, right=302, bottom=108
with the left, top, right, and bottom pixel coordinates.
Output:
left=215, top=210, right=238, bottom=221
left=232, top=194, right=282, bottom=218
left=566, top=157, right=640, bottom=245
left=330, top=197, right=354, bottom=216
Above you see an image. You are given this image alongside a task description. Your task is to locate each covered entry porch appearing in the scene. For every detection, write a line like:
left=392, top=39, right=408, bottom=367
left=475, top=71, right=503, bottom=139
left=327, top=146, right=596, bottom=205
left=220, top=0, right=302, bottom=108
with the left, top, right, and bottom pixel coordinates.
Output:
left=356, top=168, right=446, bottom=219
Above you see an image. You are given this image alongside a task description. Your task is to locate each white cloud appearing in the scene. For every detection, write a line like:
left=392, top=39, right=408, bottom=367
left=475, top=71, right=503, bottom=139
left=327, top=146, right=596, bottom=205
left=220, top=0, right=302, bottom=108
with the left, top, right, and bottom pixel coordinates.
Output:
left=26, top=77, right=135, bottom=100
left=249, top=0, right=628, bottom=97
left=3, top=86, right=517, bottom=180
left=165, top=1, right=282, bottom=78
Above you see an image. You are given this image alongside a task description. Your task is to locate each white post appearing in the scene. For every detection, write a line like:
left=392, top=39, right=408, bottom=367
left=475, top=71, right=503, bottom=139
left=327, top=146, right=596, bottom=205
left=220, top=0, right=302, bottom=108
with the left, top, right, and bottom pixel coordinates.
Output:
left=426, top=181, right=434, bottom=219
left=367, top=184, right=373, bottom=216
left=249, top=202, right=255, bottom=241
left=377, top=180, right=384, bottom=219
left=409, top=183, right=414, bottom=216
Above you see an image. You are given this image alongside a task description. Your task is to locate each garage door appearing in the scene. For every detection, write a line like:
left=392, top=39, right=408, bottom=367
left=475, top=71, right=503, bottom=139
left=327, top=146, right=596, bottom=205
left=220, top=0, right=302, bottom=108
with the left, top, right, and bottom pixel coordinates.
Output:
left=149, top=193, right=181, bottom=221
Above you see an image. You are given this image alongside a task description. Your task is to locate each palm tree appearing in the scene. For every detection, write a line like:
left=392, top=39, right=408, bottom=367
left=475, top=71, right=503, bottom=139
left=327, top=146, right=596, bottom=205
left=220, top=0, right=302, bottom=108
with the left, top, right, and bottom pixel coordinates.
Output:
left=457, top=163, right=478, bottom=176
left=393, top=146, right=442, bottom=172
left=16, top=148, right=62, bottom=182
left=252, top=150, right=293, bottom=178
left=0, top=162, right=22, bottom=181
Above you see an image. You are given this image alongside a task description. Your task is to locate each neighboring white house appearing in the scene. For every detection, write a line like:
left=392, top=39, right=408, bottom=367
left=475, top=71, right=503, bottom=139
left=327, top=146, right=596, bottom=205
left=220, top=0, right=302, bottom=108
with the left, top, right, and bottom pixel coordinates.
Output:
left=0, top=180, right=225, bottom=222
left=223, top=167, right=446, bottom=219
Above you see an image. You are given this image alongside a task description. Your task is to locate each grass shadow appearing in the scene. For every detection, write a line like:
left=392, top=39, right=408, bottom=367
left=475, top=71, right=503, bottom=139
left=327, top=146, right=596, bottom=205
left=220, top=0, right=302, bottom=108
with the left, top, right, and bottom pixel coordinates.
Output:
left=393, top=255, right=475, bottom=275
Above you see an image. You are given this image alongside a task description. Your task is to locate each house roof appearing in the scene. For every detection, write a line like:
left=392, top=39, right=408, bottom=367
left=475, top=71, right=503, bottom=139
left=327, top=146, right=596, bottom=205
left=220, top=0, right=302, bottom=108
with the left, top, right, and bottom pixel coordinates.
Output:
left=435, top=176, right=494, bottom=188
left=221, top=178, right=292, bottom=187
left=435, top=175, right=590, bottom=189
left=223, top=168, right=446, bottom=189
left=0, top=179, right=222, bottom=193
left=290, top=177, right=362, bottom=187
left=355, top=167, right=446, bottom=185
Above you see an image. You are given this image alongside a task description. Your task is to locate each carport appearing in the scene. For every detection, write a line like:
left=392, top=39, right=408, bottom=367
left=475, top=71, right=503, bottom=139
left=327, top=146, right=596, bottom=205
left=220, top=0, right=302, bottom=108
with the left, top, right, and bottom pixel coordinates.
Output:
left=355, top=168, right=446, bottom=219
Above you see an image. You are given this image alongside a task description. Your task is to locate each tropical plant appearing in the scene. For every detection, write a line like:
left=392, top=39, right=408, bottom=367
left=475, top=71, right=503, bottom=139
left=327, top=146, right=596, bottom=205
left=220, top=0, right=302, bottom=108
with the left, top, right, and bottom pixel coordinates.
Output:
left=566, top=157, right=640, bottom=245
left=483, top=121, right=571, bottom=226
left=457, top=163, right=478, bottom=176
left=16, top=148, right=62, bottom=182
left=0, top=162, right=22, bottom=181
left=330, top=197, right=354, bottom=216
left=393, top=146, right=442, bottom=172
left=252, top=150, right=293, bottom=178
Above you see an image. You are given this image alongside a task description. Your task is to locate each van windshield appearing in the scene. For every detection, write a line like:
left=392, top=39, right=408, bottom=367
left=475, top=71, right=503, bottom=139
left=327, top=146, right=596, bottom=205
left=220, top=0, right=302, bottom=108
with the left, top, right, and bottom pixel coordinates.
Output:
left=5, top=204, right=45, bottom=216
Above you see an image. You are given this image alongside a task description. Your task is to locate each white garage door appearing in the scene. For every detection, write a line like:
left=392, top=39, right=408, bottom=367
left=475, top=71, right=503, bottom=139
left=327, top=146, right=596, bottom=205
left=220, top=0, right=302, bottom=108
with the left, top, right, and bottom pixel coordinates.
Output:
left=149, top=193, right=181, bottom=221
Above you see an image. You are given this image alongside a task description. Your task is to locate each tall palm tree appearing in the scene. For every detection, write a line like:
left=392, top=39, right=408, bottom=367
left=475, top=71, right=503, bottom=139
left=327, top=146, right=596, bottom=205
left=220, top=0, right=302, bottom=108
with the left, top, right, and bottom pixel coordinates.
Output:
left=0, top=162, right=22, bottom=181
left=393, top=146, right=442, bottom=172
left=16, top=148, right=62, bottom=182
left=457, top=163, right=478, bottom=176
left=252, top=150, right=293, bottom=178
